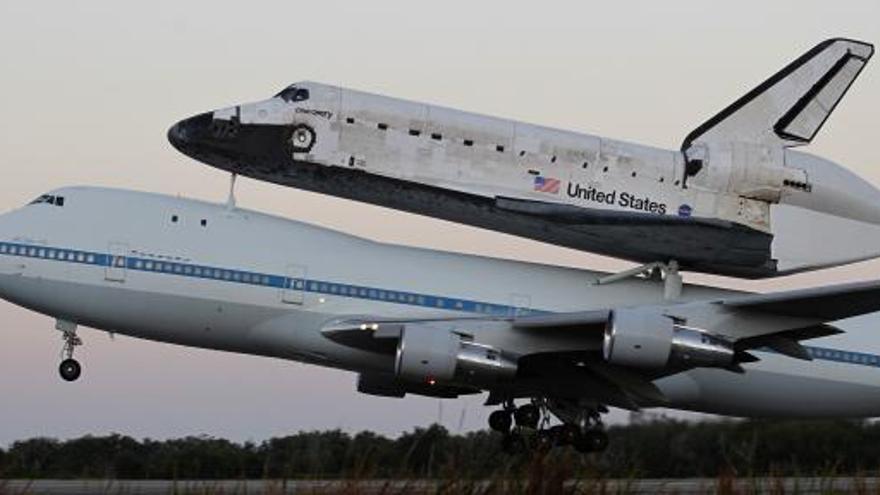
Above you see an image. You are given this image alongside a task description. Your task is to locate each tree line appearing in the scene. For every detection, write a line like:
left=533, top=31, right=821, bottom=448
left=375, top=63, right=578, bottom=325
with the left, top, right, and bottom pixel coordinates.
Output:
left=1, top=418, right=879, bottom=479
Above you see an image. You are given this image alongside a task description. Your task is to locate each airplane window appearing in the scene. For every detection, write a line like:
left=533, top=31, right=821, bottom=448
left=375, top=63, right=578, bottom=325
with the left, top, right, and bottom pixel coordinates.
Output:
left=28, top=194, right=65, bottom=207
left=276, top=86, right=310, bottom=103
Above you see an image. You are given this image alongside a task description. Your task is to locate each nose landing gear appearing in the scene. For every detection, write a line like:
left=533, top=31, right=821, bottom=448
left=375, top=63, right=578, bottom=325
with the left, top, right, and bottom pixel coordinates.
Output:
left=57, top=319, right=82, bottom=382
left=59, top=357, right=81, bottom=382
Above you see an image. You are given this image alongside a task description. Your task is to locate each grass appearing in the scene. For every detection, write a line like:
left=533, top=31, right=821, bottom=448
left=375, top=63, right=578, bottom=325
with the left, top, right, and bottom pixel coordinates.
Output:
left=4, top=448, right=880, bottom=494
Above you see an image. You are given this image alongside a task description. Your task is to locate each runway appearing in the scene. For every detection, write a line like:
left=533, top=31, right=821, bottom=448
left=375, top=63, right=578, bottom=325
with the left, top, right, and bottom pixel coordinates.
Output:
left=4, top=478, right=880, bottom=494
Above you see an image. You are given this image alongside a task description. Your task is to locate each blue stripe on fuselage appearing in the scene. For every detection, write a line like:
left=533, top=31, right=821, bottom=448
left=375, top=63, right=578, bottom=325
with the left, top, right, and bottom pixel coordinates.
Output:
left=1, top=241, right=876, bottom=368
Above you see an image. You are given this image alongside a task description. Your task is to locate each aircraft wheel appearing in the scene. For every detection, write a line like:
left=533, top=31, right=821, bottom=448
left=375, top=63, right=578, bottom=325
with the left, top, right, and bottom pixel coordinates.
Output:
left=59, top=358, right=81, bottom=382
left=501, top=432, right=526, bottom=455
left=513, top=404, right=540, bottom=429
left=488, top=410, right=512, bottom=432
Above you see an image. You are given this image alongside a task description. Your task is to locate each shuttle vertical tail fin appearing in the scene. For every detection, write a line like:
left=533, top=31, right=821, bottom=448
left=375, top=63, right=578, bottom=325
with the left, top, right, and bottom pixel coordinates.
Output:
left=682, top=38, right=873, bottom=151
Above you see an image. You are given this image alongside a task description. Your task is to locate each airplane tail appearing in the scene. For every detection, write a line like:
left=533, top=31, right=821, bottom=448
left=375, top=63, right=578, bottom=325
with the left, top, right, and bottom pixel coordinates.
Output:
left=682, top=38, right=874, bottom=153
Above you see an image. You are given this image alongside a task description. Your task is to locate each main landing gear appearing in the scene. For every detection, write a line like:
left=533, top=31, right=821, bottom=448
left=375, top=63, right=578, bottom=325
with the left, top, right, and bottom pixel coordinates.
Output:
left=488, top=399, right=609, bottom=454
left=57, top=319, right=82, bottom=382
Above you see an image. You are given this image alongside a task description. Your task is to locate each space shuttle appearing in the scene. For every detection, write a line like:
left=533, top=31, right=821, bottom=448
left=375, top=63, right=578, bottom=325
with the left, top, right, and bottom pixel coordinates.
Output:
left=169, top=38, right=878, bottom=279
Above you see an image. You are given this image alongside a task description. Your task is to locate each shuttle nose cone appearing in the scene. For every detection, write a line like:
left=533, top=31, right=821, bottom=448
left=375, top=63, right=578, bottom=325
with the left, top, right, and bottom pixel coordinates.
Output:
left=167, top=112, right=213, bottom=154
left=167, top=109, right=286, bottom=175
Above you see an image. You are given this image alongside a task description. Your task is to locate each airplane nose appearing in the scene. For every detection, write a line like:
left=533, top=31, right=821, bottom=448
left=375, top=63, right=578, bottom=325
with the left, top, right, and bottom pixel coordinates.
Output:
left=167, top=112, right=213, bottom=153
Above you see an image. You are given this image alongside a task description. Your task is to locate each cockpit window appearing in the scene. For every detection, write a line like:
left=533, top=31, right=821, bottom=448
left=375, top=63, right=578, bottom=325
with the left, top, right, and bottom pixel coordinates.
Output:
left=28, top=194, right=65, bottom=207
left=275, top=86, right=310, bottom=103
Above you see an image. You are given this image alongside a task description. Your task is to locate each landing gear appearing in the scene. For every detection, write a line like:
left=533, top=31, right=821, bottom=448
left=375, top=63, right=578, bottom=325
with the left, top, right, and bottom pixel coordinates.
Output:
left=57, top=319, right=82, bottom=382
left=488, top=409, right=512, bottom=432
left=59, top=358, right=81, bottom=382
left=513, top=403, right=540, bottom=429
left=489, top=397, right=610, bottom=454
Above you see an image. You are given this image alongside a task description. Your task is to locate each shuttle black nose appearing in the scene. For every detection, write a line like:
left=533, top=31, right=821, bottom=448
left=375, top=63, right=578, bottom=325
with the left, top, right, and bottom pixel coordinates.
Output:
left=167, top=112, right=214, bottom=154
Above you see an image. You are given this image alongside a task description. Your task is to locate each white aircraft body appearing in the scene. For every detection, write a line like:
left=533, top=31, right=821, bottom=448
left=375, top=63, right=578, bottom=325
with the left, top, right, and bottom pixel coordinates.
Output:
left=169, top=38, right=880, bottom=279
left=6, top=186, right=880, bottom=452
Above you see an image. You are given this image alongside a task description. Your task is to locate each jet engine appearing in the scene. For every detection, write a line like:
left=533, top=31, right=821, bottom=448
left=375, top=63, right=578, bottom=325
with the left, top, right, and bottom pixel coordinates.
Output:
left=602, top=309, right=735, bottom=369
left=394, top=324, right=518, bottom=386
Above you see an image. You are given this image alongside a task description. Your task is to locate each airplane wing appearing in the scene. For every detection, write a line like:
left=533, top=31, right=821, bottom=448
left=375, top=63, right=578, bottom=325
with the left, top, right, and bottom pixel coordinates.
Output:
left=682, top=38, right=874, bottom=150
left=324, top=279, right=880, bottom=356
left=720, top=279, right=880, bottom=321
left=321, top=280, right=880, bottom=406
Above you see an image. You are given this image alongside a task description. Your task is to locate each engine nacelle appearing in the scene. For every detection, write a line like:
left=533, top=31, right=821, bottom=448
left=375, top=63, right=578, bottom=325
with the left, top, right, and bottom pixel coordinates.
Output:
left=603, top=309, right=735, bottom=369
left=394, top=324, right=517, bottom=386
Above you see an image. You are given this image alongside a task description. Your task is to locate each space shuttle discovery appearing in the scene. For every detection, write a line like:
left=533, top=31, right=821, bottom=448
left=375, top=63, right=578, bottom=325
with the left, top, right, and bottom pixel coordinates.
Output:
left=169, top=38, right=878, bottom=279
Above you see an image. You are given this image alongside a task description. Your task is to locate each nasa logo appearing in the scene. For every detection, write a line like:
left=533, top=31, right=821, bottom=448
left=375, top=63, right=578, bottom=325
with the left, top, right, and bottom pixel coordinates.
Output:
left=678, top=204, right=693, bottom=218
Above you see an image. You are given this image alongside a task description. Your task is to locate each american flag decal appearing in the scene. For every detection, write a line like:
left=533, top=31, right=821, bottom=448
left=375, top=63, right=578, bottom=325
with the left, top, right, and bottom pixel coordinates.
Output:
left=533, top=175, right=561, bottom=194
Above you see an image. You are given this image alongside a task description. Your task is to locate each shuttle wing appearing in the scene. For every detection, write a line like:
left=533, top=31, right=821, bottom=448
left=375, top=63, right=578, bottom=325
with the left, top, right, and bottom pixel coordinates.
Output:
left=682, top=38, right=874, bottom=150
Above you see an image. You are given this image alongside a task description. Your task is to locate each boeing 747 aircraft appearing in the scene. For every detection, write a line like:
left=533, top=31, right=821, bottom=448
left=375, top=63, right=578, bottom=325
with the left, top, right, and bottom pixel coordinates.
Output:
left=4, top=186, right=880, bottom=453
left=169, top=38, right=880, bottom=280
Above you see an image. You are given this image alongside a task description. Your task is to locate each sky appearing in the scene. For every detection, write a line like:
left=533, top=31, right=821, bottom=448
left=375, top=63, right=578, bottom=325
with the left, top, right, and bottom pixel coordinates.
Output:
left=0, top=0, right=880, bottom=446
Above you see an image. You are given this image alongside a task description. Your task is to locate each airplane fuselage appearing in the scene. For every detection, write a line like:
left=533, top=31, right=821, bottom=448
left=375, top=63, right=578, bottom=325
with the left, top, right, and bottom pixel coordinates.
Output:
left=3, top=187, right=880, bottom=418
left=169, top=80, right=880, bottom=279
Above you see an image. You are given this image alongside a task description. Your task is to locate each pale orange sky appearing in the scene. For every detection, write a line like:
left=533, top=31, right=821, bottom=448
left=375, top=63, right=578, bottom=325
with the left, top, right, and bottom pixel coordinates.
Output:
left=0, top=0, right=879, bottom=445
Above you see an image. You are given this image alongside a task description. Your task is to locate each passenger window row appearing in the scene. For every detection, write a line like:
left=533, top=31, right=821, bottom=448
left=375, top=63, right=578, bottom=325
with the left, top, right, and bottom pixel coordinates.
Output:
left=131, top=258, right=273, bottom=285
left=811, top=347, right=879, bottom=365
left=0, top=243, right=93, bottom=263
